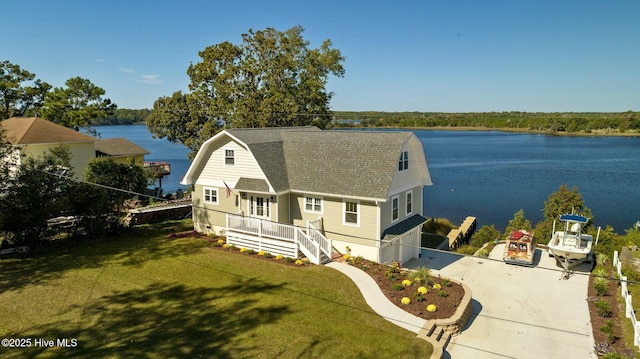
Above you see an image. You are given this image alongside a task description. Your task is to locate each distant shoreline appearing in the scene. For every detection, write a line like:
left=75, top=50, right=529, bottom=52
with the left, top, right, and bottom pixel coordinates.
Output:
left=352, top=125, right=640, bottom=137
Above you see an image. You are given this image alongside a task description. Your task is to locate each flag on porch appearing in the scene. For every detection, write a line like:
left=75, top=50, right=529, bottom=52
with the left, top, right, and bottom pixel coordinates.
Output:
left=223, top=181, right=232, bottom=198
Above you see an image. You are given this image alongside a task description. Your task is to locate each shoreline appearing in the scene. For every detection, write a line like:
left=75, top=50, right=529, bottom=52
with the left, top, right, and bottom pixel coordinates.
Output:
left=354, top=125, right=640, bottom=137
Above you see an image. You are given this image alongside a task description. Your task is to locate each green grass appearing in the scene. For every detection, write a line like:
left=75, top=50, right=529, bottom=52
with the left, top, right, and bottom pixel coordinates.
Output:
left=0, top=220, right=431, bottom=358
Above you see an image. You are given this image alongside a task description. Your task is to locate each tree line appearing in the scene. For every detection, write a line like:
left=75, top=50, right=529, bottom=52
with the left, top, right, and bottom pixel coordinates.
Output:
left=333, top=111, right=640, bottom=134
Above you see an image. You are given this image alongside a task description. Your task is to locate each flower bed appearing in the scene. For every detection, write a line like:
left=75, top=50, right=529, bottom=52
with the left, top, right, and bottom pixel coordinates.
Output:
left=345, top=256, right=465, bottom=320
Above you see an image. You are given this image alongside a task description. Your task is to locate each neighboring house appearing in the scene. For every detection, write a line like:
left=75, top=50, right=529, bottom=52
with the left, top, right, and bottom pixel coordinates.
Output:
left=181, top=126, right=433, bottom=264
left=95, top=138, right=150, bottom=165
left=1, top=117, right=96, bottom=179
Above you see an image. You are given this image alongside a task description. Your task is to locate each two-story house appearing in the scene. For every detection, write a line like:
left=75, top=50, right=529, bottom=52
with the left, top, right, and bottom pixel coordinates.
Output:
left=181, top=126, right=432, bottom=264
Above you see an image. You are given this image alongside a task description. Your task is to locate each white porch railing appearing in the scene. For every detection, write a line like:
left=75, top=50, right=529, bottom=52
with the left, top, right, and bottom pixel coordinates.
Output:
left=614, top=250, right=640, bottom=350
left=307, top=218, right=332, bottom=262
left=226, top=214, right=331, bottom=265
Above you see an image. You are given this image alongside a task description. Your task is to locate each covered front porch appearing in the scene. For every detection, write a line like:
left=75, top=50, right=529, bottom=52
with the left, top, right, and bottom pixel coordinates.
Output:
left=225, top=213, right=332, bottom=265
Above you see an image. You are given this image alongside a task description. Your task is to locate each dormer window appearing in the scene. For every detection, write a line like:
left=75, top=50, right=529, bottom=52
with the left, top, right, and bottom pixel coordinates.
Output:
left=225, top=149, right=235, bottom=165
left=398, top=151, right=408, bottom=171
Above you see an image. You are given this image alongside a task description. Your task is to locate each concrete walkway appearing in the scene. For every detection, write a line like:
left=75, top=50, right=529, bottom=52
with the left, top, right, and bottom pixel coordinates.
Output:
left=326, top=261, right=427, bottom=334
left=406, top=245, right=597, bottom=359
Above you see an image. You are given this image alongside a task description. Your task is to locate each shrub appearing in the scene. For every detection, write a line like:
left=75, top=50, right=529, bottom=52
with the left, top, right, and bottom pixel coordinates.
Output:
left=240, top=247, right=247, bottom=252
left=413, top=292, right=425, bottom=302
left=426, top=304, right=437, bottom=312
left=600, top=320, right=616, bottom=344
left=264, top=252, right=273, bottom=258
left=392, top=283, right=405, bottom=291
left=592, top=267, right=608, bottom=278
left=402, top=279, right=412, bottom=287
left=442, top=278, right=451, bottom=287
left=432, top=283, right=442, bottom=290
left=417, top=286, right=428, bottom=295
left=410, top=266, right=431, bottom=285
left=211, top=242, right=222, bottom=247
left=275, top=254, right=284, bottom=260
left=593, top=277, right=609, bottom=297
left=223, top=243, right=231, bottom=248
left=258, top=251, right=266, bottom=256
left=596, top=253, right=609, bottom=266
left=217, top=239, right=225, bottom=245
left=295, top=259, right=304, bottom=266
left=455, top=245, right=479, bottom=255
left=285, top=257, right=295, bottom=263
left=401, top=297, right=411, bottom=305
left=477, top=248, right=489, bottom=258
left=602, top=352, right=632, bottom=359
left=246, top=249, right=255, bottom=255
left=343, top=253, right=351, bottom=261
left=437, top=290, right=449, bottom=298
left=622, top=263, right=640, bottom=283
left=595, top=299, right=611, bottom=317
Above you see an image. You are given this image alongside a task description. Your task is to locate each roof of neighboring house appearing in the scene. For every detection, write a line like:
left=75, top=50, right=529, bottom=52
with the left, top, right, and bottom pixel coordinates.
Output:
left=95, top=138, right=150, bottom=157
left=184, top=126, right=431, bottom=200
left=1, top=117, right=96, bottom=145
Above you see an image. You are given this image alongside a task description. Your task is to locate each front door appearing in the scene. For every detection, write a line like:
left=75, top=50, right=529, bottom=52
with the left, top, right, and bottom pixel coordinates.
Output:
left=248, top=195, right=270, bottom=220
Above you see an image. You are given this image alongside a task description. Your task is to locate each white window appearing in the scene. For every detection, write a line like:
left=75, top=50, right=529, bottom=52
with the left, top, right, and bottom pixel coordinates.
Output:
left=204, top=187, right=218, bottom=204
left=392, top=195, right=399, bottom=222
left=225, top=149, right=235, bottom=165
left=398, top=151, right=408, bottom=171
left=344, top=201, right=359, bottom=226
left=304, top=197, right=323, bottom=213
left=406, top=190, right=413, bottom=215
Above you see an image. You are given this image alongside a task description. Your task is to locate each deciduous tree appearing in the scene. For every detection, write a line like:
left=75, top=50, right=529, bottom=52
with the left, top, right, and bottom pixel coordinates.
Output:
left=146, top=26, right=345, bottom=158
left=505, top=209, right=532, bottom=235
left=84, top=159, right=153, bottom=228
left=0, top=145, right=76, bottom=248
left=535, top=184, right=593, bottom=244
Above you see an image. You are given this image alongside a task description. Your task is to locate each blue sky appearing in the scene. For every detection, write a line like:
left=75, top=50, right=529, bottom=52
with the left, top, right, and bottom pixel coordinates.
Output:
left=3, top=0, right=639, bottom=112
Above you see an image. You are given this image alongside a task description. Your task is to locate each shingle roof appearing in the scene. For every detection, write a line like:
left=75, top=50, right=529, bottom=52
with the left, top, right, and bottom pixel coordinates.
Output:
left=1, top=117, right=96, bottom=144
left=95, top=138, right=150, bottom=157
left=235, top=178, right=270, bottom=192
left=227, top=127, right=414, bottom=199
left=382, top=214, right=429, bottom=238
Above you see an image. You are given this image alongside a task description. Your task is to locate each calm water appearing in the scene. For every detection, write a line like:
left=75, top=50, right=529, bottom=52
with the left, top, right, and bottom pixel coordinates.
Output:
left=95, top=125, right=191, bottom=194
left=417, top=130, right=640, bottom=233
left=95, top=125, right=640, bottom=233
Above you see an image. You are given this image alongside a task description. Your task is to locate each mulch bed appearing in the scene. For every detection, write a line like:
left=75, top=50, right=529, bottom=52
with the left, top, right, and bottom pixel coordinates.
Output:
left=343, top=257, right=465, bottom=320
left=587, top=263, right=636, bottom=357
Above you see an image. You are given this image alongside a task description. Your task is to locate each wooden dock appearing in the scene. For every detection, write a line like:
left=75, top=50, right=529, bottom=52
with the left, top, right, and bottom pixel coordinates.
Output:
left=446, top=216, right=477, bottom=250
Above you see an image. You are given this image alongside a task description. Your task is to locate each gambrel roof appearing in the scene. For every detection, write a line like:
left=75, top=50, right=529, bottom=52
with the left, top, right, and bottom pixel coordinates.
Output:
left=183, top=126, right=432, bottom=201
left=1, top=117, right=95, bottom=144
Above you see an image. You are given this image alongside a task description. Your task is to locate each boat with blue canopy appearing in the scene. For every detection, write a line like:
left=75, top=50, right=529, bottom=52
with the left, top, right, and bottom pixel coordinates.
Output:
left=548, top=214, right=594, bottom=277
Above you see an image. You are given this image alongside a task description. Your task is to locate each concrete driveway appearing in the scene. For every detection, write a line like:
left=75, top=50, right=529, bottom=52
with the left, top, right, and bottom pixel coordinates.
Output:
left=406, top=244, right=596, bottom=359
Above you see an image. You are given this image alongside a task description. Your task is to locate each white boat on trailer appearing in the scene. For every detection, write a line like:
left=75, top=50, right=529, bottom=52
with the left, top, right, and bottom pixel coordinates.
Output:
left=548, top=214, right=594, bottom=278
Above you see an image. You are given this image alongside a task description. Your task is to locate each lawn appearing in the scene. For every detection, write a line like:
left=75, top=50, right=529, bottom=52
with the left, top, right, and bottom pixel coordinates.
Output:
left=0, top=220, right=432, bottom=358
